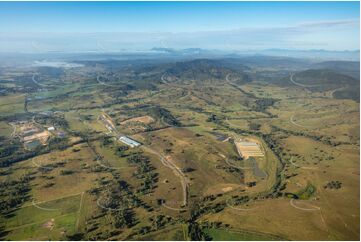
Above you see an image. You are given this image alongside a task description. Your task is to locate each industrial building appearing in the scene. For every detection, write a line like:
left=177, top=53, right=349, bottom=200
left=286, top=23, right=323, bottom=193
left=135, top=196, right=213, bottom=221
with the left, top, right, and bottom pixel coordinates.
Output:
left=119, top=136, right=141, bottom=148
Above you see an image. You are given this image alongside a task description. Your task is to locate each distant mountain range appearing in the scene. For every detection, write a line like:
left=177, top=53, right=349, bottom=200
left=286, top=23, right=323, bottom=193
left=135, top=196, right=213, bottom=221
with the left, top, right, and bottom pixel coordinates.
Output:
left=149, top=47, right=360, bottom=61
left=0, top=47, right=359, bottom=70
left=254, top=49, right=360, bottom=61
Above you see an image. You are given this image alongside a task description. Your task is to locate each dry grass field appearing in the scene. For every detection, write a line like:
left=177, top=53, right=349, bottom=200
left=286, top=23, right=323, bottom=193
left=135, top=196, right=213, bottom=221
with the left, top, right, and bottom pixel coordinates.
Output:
left=0, top=57, right=358, bottom=240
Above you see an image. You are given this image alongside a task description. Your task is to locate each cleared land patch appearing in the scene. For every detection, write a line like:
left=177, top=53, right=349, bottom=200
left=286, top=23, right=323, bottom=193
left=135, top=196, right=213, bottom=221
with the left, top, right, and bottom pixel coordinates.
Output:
left=120, top=115, right=155, bottom=125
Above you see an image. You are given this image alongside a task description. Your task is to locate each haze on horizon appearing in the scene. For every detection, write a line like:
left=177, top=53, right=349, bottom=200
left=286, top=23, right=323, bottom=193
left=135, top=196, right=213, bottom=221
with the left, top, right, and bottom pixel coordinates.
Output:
left=0, top=1, right=359, bottom=53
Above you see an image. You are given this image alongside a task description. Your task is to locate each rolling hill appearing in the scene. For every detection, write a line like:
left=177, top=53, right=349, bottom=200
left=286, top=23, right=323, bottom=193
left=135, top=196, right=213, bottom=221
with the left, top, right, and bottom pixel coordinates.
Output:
left=293, top=69, right=359, bottom=101
left=312, top=61, right=360, bottom=80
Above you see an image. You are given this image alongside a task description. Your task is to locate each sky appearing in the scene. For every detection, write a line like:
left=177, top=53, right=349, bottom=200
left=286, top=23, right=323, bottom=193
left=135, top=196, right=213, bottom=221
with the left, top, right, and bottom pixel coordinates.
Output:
left=0, top=1, right=359, bottom=52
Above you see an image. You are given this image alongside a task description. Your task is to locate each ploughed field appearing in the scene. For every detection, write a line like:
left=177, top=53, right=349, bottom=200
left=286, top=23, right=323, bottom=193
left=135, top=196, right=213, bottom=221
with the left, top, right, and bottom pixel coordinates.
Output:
left=0, top=58, right=359, bottom=240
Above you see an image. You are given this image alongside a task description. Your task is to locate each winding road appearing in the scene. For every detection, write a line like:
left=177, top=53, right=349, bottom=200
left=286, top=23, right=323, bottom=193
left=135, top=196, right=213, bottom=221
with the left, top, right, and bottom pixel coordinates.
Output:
left=161, top=202, right=188, bottom=211
left=95, top=157, right=131, bottom=170
left=289, top=73, right=318, bottom=88
left=330, top=86, right=347, bottom=98
left=32, top=73, right=50, bottom=87
left=290, top=198, right=320, bottom=211
left=219, top=153, right=253, bottom=170
left=142, top=145, right=189, bottom=207
left=96, top=74, right=118, bottom=87
left=289, top=157, right=318, bottom=170
left=32, top=200, right=60, bottom=211
left=160, top=73, right=168, bottom=84
left=289, top=114, right=312, bottom=128
left=225, top=73, right=240, bottom=83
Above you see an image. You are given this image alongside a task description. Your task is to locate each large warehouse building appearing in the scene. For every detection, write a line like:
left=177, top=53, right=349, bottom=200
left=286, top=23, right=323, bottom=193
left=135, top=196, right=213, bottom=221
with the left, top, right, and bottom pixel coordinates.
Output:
left=119, top=136, right=141, bottom=148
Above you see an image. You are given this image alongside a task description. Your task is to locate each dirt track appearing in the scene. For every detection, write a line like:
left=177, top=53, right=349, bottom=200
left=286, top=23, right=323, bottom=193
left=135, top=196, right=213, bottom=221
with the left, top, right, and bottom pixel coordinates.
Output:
left=141, top=145, right=188, bottom=207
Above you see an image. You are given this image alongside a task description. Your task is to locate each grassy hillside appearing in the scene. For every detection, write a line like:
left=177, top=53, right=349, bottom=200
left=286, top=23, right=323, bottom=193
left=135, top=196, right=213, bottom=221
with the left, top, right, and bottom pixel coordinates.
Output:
left=312, top=61, right=360, bottom=80
left=293, top=69, right=359, bottom=95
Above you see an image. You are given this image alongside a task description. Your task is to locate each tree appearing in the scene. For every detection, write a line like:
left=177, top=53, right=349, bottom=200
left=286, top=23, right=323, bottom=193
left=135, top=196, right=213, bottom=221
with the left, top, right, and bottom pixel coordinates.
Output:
left=249, top=122, right=261, bottom=131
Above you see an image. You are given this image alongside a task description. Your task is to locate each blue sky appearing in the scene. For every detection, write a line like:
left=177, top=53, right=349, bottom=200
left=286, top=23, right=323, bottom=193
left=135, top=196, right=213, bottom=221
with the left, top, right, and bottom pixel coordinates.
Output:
left=0, top=1, right=359, bottom=52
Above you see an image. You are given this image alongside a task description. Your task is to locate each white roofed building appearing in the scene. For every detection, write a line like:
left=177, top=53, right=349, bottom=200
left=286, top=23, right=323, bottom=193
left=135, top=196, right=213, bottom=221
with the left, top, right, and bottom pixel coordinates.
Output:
left=119, top=136, right=141, bottom=148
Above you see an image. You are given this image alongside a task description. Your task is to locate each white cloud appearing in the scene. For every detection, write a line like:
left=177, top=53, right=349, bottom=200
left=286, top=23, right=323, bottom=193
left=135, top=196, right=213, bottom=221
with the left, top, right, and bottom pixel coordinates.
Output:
left=0, top=19, right=359, bottom=52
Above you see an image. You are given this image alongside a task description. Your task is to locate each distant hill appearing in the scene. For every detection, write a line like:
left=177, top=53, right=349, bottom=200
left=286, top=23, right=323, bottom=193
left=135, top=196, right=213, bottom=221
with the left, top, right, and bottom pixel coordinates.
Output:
left=257, top=49, right=360, bottom=61
left=235, top=55, right=311, bottom=70
left=293, top=69, right=359, bottom=101
left=156, top=59, right=252, bottom=85
left=294, top=69, right=358, bottom=87
left=165, top=59, right=225, bottom=79
left=332, top=86, right=360, bottom=102
left=312, top=61, right=360, bottom=80
left=36, top=66, right=64, bottom=78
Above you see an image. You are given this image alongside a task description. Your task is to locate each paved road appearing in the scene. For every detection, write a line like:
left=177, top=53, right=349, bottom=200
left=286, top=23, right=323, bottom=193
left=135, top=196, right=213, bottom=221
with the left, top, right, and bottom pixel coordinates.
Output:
left=330, top=85, right=346, bottom=97
left=225, top=73, right=240, bottom=83
left=32, top=73, right=49, bottom=87
left=97, top=74, right=118, bottom=87
left=161, top=73, right=168, bottom=84
left=289, top=73, right=317, bottom=88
